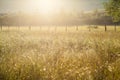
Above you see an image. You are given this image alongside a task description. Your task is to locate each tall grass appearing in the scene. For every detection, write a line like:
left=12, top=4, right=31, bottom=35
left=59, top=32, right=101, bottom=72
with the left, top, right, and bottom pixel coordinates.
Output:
left=0, top=29, right=120, bottom=80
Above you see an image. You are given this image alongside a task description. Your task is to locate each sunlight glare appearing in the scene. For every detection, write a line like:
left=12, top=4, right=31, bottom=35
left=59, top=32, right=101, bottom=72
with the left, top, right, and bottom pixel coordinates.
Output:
left=29, top=0, right=61, bottom=14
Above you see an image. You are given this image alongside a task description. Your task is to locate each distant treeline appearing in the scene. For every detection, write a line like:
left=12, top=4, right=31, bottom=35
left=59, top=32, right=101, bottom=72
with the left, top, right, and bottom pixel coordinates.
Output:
left=0, top=10, right=120, bottom=26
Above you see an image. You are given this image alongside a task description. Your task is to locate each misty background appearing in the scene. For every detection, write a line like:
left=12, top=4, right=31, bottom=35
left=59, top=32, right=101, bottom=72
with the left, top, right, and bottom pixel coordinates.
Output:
left=0, top=0, right=116, bottom=26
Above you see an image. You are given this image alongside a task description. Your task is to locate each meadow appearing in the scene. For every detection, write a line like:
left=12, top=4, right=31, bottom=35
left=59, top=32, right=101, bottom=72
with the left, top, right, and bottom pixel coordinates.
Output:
left=0, top=26, right=120, bottom=80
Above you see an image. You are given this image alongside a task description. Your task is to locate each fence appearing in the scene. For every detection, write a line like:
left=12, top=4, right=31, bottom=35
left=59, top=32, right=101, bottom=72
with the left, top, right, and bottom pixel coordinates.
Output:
left=0, top=25, right=119, bottom=32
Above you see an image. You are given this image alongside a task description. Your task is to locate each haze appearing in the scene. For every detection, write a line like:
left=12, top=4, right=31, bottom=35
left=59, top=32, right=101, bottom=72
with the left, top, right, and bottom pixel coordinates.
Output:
left=0, top=0, right=108, bottom=13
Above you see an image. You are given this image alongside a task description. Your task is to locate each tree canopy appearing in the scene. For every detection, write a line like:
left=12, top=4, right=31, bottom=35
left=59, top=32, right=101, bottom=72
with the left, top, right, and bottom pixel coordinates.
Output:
left=104, top=0, right=120, bottom=22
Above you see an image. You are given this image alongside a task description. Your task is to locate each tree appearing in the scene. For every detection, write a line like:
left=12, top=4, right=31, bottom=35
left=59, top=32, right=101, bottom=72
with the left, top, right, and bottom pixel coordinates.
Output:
left=104, top=0, right=120, bottom=31
left=93, top=9, right=99, bottom=27
left=93, top=9, right=99, bottom=19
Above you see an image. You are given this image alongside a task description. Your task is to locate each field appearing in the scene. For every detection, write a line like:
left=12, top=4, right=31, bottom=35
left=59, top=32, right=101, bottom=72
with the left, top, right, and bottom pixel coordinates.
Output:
left=0, top=26, right=120, bottom=80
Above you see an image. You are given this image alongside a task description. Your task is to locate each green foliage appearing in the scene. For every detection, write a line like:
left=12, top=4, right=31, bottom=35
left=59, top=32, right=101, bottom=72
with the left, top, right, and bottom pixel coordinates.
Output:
left=104, top=0, right=120, bottom=22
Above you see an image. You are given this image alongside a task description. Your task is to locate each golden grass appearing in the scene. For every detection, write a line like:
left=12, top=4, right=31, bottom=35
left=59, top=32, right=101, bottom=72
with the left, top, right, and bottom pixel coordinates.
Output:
left=0, top=26, right=120, bottom=80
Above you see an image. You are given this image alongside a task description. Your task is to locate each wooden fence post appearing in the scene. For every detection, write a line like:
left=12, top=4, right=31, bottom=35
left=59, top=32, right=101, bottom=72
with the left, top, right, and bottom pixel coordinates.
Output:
left=105, top=24, right=107, bottom=32
left=0, top=25, right=2, bottom=31
left=76, top=25, right=78, bottom=31
left=40, top=26, right=41, bottom=30
left=55, top=26, right=57, bottom=32
left=29, top=26, right=31, bottom=30
left=48, top=26, right=50, bottom=31
left=8, top=25, right=9, bottom=30
left=66, top=25, right=67, bottom=32
left=114, top=24, right=116, bottom=32
left=18, top=25, right=20, bottom=30
left=88, top=25, right=91, bottom=31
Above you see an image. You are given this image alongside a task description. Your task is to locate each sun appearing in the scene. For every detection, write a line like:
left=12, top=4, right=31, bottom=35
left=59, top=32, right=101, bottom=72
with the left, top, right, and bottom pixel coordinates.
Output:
left=29, top=0, right=61, bottom=14
left=40, top=0, right=55, bottom=13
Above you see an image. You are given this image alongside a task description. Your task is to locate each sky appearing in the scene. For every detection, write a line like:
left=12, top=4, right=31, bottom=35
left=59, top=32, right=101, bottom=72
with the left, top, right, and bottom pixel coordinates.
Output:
left=0, top=0, right=108, bottom=13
